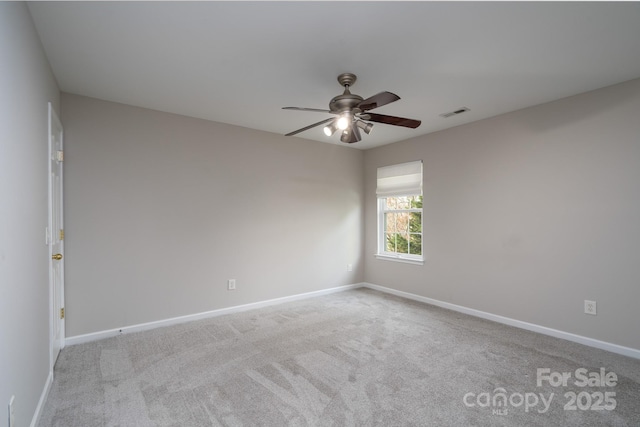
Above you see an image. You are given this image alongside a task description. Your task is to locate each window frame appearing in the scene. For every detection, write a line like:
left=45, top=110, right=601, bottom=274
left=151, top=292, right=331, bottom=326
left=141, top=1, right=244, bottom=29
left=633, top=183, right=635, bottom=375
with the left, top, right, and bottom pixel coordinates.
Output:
left=376, top=194, right=424, bottom=265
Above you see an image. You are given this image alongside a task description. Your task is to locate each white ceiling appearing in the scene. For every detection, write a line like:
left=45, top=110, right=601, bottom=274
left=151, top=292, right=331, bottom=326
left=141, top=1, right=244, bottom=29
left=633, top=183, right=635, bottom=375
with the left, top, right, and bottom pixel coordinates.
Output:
left=28, top=1, right=640, bottom=150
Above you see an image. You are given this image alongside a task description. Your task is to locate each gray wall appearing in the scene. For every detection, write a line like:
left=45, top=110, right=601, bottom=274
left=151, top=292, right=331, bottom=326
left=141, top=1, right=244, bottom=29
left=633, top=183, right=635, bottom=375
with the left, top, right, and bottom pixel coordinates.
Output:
left=364, top=78, right=640, bottom=350
left=0, top=3, right=60, bottom=426
left=61, top=94, right=364, bottom=337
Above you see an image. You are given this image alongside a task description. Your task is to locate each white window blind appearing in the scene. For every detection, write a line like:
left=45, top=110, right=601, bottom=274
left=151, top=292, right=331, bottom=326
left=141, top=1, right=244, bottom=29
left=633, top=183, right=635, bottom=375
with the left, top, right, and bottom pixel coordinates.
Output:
left=376, top=161, right=423, bottom=197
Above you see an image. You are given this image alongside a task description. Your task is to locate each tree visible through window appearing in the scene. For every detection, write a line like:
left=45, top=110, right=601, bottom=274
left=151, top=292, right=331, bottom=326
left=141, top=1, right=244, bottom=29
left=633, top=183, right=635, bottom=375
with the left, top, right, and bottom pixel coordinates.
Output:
left=382, top=195, right=422, bottom=257
left=376, top=160, right=423, bottom=263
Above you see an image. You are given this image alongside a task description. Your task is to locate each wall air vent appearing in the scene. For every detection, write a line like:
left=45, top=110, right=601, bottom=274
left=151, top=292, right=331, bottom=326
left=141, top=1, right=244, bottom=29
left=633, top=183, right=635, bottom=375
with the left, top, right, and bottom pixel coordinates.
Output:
left=439, top=107, right=470, bottom=118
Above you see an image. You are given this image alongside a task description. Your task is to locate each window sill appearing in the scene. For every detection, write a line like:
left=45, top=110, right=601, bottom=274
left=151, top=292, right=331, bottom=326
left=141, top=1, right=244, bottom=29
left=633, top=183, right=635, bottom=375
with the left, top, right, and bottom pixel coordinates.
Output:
left=375, top=254, right=424, bottom=266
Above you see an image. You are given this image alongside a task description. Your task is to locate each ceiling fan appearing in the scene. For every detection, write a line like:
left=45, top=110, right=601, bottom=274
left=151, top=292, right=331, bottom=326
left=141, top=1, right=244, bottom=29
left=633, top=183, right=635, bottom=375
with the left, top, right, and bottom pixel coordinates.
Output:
left=283, top=73, right=421, bottom=144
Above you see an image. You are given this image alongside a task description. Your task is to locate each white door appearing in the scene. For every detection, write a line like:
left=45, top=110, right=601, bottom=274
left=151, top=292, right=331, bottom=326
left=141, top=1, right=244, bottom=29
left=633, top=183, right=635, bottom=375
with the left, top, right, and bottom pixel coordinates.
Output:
left=48, top=102, right=65, bottom=369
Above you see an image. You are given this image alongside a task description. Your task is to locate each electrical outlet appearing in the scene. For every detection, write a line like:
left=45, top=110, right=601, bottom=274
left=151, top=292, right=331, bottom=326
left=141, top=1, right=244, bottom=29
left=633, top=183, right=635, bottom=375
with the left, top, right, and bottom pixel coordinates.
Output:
left=584, top=300, right=597, bottom=315
left=227, top=279, right=236, bottom=290
left=347, top=264, right=353, bottom=272
left=8, top=395, right=15, bottom=427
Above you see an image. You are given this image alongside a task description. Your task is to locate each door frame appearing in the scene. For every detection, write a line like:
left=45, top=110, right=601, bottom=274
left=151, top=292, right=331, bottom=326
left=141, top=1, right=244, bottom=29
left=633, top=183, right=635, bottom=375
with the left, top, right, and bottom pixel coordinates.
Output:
left=48, top=102, right=65, bottom=372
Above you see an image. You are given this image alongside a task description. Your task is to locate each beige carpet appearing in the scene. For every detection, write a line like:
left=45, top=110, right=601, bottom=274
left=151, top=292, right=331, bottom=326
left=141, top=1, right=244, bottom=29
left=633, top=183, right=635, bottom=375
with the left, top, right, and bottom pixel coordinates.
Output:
left=38, top=288, right=640, bottom=426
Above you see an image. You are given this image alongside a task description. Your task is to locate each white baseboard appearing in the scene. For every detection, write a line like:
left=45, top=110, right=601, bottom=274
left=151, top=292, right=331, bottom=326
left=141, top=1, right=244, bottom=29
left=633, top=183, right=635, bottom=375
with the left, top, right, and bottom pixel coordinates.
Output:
left=65, top=283, right=363, bottom=346
left=361, top=282, right=640, bottom=360
left=30, top=370, right=53, bottom=427
left=65, top=281, right=640, bottom=360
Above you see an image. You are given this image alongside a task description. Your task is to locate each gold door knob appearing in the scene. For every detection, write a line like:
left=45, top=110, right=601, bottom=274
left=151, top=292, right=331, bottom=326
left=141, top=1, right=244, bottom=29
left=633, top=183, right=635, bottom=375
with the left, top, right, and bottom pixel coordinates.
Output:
left=52, top=253, right=63, bottom=260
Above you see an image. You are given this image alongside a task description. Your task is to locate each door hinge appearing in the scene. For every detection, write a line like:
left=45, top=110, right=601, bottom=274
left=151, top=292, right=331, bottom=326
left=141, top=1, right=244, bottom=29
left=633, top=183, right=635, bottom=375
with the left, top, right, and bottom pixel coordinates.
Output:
left=60, top=308, right=65, bottom=319
left=55, top=150, right=64, bottom=162
left=59, top=229, right=64, bottom=241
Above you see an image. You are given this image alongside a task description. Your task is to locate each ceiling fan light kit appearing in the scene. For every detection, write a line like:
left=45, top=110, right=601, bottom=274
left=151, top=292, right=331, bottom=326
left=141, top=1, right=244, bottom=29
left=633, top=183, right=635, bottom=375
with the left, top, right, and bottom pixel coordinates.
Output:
left=323, top=121, right=339, bottom=136
left=283, top=73, right=421, bottom=144
left=336, top=115, right=351, bottom=130
left=356, top=119, right=374, bottom=134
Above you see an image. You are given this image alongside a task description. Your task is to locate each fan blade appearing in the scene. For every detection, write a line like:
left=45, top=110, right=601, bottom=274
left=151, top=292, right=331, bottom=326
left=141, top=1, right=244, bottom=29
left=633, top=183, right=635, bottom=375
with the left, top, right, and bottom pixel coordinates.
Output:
left=357, top=91, right=400, bottom=111
left=340, top=125, right=361, bottom=144
left=363, top=113, right=421, bottom=129
left=285, top=117, right=334, bottom=136
left=282, top=107, right=333, bottom=114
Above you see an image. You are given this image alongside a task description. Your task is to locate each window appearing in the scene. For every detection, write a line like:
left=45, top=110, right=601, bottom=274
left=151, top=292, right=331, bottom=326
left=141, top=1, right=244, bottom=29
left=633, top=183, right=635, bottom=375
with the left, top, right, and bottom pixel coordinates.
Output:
left=376, top=161, right=423, bottom=264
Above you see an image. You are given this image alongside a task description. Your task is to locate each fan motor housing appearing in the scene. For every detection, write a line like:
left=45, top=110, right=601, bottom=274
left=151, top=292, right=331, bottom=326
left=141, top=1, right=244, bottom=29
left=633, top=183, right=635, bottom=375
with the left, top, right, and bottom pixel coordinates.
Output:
left=329, top=93, right=363, bottom=113
left=329, top=72, right=363, bottom=114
